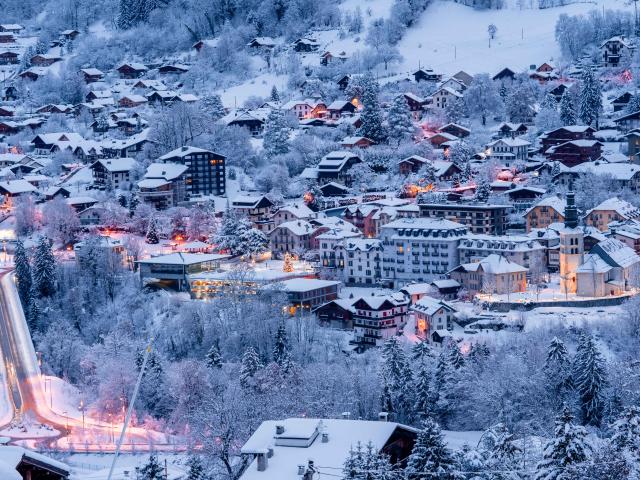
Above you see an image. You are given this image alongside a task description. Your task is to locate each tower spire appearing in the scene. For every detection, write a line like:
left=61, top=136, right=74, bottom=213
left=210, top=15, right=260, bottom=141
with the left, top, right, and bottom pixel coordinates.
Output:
left=564, top=181, right=578, bottom=229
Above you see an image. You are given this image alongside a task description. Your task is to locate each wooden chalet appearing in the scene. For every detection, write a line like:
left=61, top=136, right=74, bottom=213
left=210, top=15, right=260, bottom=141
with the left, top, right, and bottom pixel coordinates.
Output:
left=413, top=68, right=441, bottom=82
left=493, top=67, right=516, bottom=82
left=117, top=62, right=148, bottom=79
left=0, top=51, right=18, bottom=65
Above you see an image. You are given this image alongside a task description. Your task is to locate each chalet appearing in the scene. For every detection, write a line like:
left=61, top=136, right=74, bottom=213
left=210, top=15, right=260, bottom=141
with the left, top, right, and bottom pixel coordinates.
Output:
left=413, top=67, right=442, bottom=82
left=341, top=136, right=374, bottom=149
left=158, top=64, right=189, bottom=74
left=66, top=196, right=99, bottom=212
left=353, top=293, right=409, bottom=347
left=36, top=104, right=74, bottom=115
left=0, top=179, right=37, bottom=198
left=138, top=162, right=189, bottom=209
left=397, top=155, right=461, bottom=180
left=626, top=129, right=640, bottom=162
left=449, top=254, right=527, bottom=295
left=540, top=125, right=596, bottom=153
left=72, top=141, right=103, bottom=162
left=337, top=74, right=350, bottom=90
left=101, top=129, right=151, bottom=158
left=0, top=121, right=19, bottom=135
left=60, top=29, right=80, bottom=40
left=615, top=109, right=640, bottom=132
left=118, top=94, right=148, bottom=108
left=548, top=83, right=569, bottom=101
left=412, top=296, right=457, bottom=341
left=440, top=77, right=467, bottom=93
left=555, top=162, right=640, bottom=192
left=493, top=67, right=516, bottom=83
left=524, top=195, right=566, bottom=231
left=146, top=90, right=179, bottom=105
left=19, top=67, right=48, bottom=81
left=0, top=24, right=23, bottom=33
left=504, top=185, right=546, bottom=209
left=402, top=92, right=427, bottom=119
left=31, top=132, right=84, bottom=154
left=315, top=150, right=362, bottom=186
left=117, top=62, right=148, bottom=79
left=439, top=123, right=470, bottom=139
left=0, top=51, right=18, bottom=65
left=428, top=131, right=458, bottom=148
left=486, top=137, right=531, bottom=165
left=431, top=86, right=462, bottom=111
left=398, top=155, right=428, bottom=175
left=133, top=79, right=167, bottom=91
left=612, top=91, right=634, bottom=112
left=231, top=194, right=274, bottom=232
left=494, top=122, right=528, bottom=138
left=226, top=111, right=265, bottom=136
left=601, top=36, right=633, bottom=68
left=90, top=158, right=136, bottom=189
left=529, top=62, right=558, bottom=82
left=293, top=37, right=320, bottom=52
left=282, top=100, right=315, bottom=119
left=80, top=68, right=104, bottom=83
left=0, top=33, right=15, bottom=43
left=0, top=106, right=14, bottom=117
left=271, top=203, right=313, bottom=227
left=313, top=299, right=355, bottom=329
left=276, top=279, right=341, bottom=312
left=320, top=50, right=347, bottom=65
left=546, top=139, right=603, bottom=167
left=247, top=37, right=276, bottom=49
left=30, top=54, right=61, bottom=67
left=453, top=70, right=474, bottom=87
left=319, top=181, right=349, bottom=197
left=326, top=100, right=357, bottom=120
left=0, top=445, right=70, bottom=479
left=85, top=90, right=112, bottom=102
left=585, top=197, right=640, bottom=231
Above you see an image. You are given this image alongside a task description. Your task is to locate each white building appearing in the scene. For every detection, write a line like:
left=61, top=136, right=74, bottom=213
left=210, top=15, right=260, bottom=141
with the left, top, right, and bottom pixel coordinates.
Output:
left=380, top=217, right=467, bottom=287
left=343, top=238, right=383, bottom=285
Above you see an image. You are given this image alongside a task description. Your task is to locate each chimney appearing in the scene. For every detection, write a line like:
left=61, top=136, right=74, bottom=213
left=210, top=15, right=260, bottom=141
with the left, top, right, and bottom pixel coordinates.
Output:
left=257, top=452, right=268, bottom=471
left=378, top=412, right=389, bottom=422
left=276, top=425, right=285, bottom=435
left=321, top=433, right=329, bottom=443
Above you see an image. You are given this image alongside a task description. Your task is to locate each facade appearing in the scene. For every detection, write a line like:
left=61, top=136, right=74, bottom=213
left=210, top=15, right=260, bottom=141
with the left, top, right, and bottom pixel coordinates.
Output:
left=277, top=279, right=341, bottom=312
left=418, top=202, right=509, bottom=235
left=430, top=86, right=462, bottom=111
left=343, top=238, right=383, bottom=285
left=545, top=140, right=603, bottom=167
left=486, top=137, right=531, bottom=165
left=90, top=158, right=136, bottom=189
left=313, top=299, right=355, bottom=329
left=412, top=296, right=457, bottom=340
left=269, top=220, right=317, bottom=254
left=457, top=234, right=545, bottom=270
left=353, top=294, right=409, bottom=347
left=158, top=146, right=225, bottom=197
left=601, top=36, right=633, bottom=68
left=231, top=195, right=274, bottom=232
left=380, top=217, right=468, bottom=287
left=524, top=196, right=567, bottom=232
left=449, top=254, right=528, bottom=295
left=137, top=253, right=229, bottom=291
left=540, top=126, right=596, bottom=153
left=584, top=197, right=640, bottom=232
left=138, top=163, right=189, bottom=209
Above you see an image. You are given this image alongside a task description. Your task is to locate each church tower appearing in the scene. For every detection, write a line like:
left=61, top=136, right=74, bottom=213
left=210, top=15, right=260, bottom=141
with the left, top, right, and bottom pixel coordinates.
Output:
left=559, top=184, right=583, bottom=294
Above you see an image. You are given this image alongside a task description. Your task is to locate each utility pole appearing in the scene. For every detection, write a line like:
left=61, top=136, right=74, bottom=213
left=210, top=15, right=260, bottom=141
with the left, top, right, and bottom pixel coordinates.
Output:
left=107, top=340, right=153, bottom=480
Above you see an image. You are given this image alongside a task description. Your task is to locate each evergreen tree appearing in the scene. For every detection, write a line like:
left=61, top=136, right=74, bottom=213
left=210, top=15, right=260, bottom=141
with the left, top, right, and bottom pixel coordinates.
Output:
left=559, top=90, right=577, bottom=125
left=240, top=346, right=263, bottom=388
left=205, top=343, right=223, bottom=369
left=14, top=239, right=31, bottom=309
left=534, top=407, right=590, bottom=480
left=26, top=290, right=40, bottom=332
left=32, top=236, right=56, bottom=298
left=433, top=349, right=457, bottom=425
left=201, top=94, right=226, bottom=120
left=263, top=109, right=290, bottom=157
left=238, top=226, right=268, bottom=257
left=412, top=340, right=433, bottom=362
left=380, top=337, right=413, bottom=419
left=579, top=67, right=602, bottom=127
left=270, top=85, right=280, bottom=102
left=447, top=340, right=465, bottom=369
left=358, top=73, right=386, bottom=142
left=573, top=333, right=607, bottom=426
left=473, top=178, right=491, bottom=203
left=413, top=360, right=432, bottom=419
left=213, top=204, right=240, bottom=254
left=387, top=95, right=415, bottom=146
left=146, top=218, right=159, bottom=244
left=343, top=441, right=398, bottom=480
left=444, top=97, right=466, bottom=124
left=405, top=418, right=460, bottom=480
left=273, top=322, right=292, bottom=372
left=136, top=351, right=168, bottom=418
left=610, top=405, right=640, bottom=454
left=626, top=92, right=640, bottom=114
left=544, top=337, right=572, bottom=399
left=185, top=454, right=206, bottom=480
left=140, top=453, right=164, bottom=480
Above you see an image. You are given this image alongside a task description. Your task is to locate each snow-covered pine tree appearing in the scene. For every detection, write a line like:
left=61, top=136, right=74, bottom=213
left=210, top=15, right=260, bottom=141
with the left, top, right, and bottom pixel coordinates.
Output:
left=534, top=406, right=590, bottom=480
left=201, top=94, right=226, bottom=120
left=239, top=227, right=268, bottom=258
left=573, top=333, right=607, bottom=426
left=273, top=322, right=292, bottom=372
left=579, top=67, right=602, bottom=127
left=412, top=340, right=433, bottom=362
left=444, top=97, right=466, bottom=124
left=146, top=218, right=159, bottom=244
left=263, top=108, right=290, bottom=157
left=359, top=73, right=386, bottom=143
left=343, top=442, right=365, bottom=479
left=205, top=343, right=223, bottom=369
left=33, top=236, right=56, bottom=298
left=405, top=418, right=460, bottom=480
left=559, top=90, right=577, bottom=125
left=421, top=161, right=437, bottom=185
left=473, top=178, right=491, bottom=203
left=610, top=405, right=640, bottom=453
left=433, top=348, right=457, bottom=426
left=213, top=204, right=240, bottom=255
left=26, top=290, right=40, bottom=332
left=626, top=92, right=640, bottom=114
left=270, top=85, right=280, bottom=102
left=544, top=336, right=572, bottom=398
left=387, top=95, right=415, bottom=146
left=185, top=453, right=206, bottom=480
left=463, top=73, right=501, bottom=126
left=380, top=337, right=413, bottom=419
left=14, top=239, right=31, bottom=309
left=140, top=453, right=164, bottom=480
left=447, top=340, right=465, bottom=369
left=413, top=360, right=432, bottom=419
left=240, top=346, right=263, bottom=388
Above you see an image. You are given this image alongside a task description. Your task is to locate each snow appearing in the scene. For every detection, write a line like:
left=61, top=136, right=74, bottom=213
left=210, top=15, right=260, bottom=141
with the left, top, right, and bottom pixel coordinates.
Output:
left=219, top=73, right=288, bottom=108
left=138, top=252, right=230, bottom=266
left=397, top=0, right=632, bottom=76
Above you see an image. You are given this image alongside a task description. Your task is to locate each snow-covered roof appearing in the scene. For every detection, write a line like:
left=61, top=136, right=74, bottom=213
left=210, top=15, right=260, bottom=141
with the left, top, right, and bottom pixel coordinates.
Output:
left=159, top=146, right=212, bottom=160
left=120, top=94, right=148, bottom=103
left=412, top=296, right=456, bottom=316
left=381, top=217, right=466, bottom=232
left=93, top=157, right=136, bottom=173
left=81, top=68, right=104, bottom=76
left=137, top=178, right=170, bottom=189
left=586, top=197, right=640, bottom=219
left=594, top=237, right=640, bottom=269
left=487, top=137, right=531, bottom=148
left=400, top=282, right=432, bottom=296
left=431, top=278, right=461, bottom=289
left=343, top=238, right=382, bottom=252
left=0, top=445, right=69, bottom=477
left=277, top=278, right=341, bottom=293
left=566, top=162, right=640, bottom=181
left=139, top=252, right=229, bottom=265
left=0, top=179, right=37, bottom=194
left=356, top=293, right=408, bottom=310
left=524, top=195, right=566, bottom=216
left=274, top=220, right=315, bottom=236
left=276, top=203, right=314, bottom=218
left=119, top=62, right=148, bottom=71
left=576, top=254, right=613, bottom=274
left=144, top=162, right=188, bottom=181
left=458, top=254, right=527, bottom=274
left=66, top=196, right=98, bottom=206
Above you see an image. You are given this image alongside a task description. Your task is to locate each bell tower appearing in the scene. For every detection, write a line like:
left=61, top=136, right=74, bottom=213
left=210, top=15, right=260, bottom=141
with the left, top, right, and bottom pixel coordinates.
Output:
left=559, top=184, right=583, bottom=295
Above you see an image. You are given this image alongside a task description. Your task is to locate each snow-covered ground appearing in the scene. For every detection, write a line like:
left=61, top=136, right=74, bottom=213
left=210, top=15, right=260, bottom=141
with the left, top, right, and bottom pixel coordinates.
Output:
left=65, top=452, right=188, bottom=480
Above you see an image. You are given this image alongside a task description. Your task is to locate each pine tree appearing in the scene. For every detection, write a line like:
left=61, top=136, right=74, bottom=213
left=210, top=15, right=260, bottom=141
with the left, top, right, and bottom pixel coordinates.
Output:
left=534, top=407, right=590, bottom=480
left=433, top=349, right=457, bottom=425
left=213, top=204, right=240, bottom=255
left=579, top=67, right=602, bottom=127
left=273, top=322, right=292, bottom=372
left=26, top=290, right=40, bottom=332
left=205, top=343, right=223, bottom=369
left=240, top=346, right=263, bottom=388
left=140, top=453, right=164, bottom=480
left=146, top=218, right=159, bottom=244
left=387, top=95, right=415, bottom=146
left=610, top=405, right=640, bottom=454
left=14, top=239, right=31, bottom=309
left=282, top=253, right=294, bottom=272
left=358, top=73, right=386, bottom=142
left=406, top=418, right=460, bottom=480
left=263, top=108, right=290, bottom=157
left=626, top=92, right=640, bottom=114
left=185, top=454, right=206, bottom=480
left=343, top=443, right=365, bottom=479
left=413, top=360, right=432, bottom=419
left=559, top=90, right=577, bottom=125
left=343, top=441, right=398, bottom=480
left=380, top=337, right=413, bottom=419
left=270, top=85, right=280, bottom=102
left=201, top=94, right=226, bottom=120
left=32, top=236, right=56, bottom=298
left=447, top=340, right=465, bottom=369
left=412, top=340, right=433, bottom=362
left=473, top=178, right=491, bottom=203
left=239, top=227, right=268, bottom=257
left=573, top=333, right=607, bottom=426
left=544, top=337, right=572, bottom=398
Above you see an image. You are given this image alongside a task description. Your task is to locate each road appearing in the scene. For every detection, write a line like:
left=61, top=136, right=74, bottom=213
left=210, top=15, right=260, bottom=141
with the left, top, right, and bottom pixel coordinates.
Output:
left=0, top=270, right=177, bottom=451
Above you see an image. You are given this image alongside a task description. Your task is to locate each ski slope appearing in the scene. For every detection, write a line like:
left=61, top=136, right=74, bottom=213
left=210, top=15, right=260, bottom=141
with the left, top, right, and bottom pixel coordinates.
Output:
left=397, top=0, right=633, bottom=75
